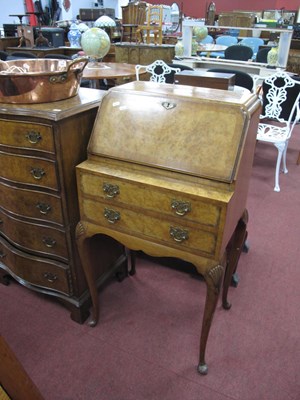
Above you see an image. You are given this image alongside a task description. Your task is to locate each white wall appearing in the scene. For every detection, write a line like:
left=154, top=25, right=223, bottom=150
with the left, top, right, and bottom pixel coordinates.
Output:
left=0, top=0, right=123, bottom=30
left=0, top=2, right=27, bottom=30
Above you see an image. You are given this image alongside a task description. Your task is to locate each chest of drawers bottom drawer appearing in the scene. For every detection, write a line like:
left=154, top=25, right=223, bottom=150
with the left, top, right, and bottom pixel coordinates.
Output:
left=0, top=237, right=71, bottom=295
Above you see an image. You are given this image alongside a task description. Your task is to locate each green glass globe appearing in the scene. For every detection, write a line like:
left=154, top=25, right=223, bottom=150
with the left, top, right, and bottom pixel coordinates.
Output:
left=81, top=27, right=110, bottom=60
left=193, top=26, right=208, bottom=42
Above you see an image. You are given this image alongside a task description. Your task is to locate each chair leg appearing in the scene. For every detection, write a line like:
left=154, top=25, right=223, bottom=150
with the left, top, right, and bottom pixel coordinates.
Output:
left=274, top=142, right=285, bottom=192
left=282, top=141, right=289, bottom=174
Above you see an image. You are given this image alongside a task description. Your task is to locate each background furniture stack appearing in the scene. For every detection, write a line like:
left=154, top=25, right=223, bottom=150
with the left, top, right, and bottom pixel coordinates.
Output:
left=121, top=1, right=147, bottom=43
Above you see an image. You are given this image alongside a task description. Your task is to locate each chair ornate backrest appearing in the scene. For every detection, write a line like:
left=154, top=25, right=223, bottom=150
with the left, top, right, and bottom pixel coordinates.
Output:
left=261, top=71, right=300, bottom=129
left=135, top=60, right=181, bottom=83
left=224, top=45, right=253, bottom=61
left=136, top=5, right=164, bottom=45
left=257, top=71, right=300, bottom=191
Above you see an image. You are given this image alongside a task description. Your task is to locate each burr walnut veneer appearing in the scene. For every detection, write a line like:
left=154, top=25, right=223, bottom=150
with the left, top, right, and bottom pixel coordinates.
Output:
left=76, top=81, right=261, bottom=373
left=0, top=88, right=127, bottom=323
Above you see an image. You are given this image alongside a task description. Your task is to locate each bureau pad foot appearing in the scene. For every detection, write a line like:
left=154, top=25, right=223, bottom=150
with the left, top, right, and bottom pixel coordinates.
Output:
left=197, top=363, right=208, bottom=375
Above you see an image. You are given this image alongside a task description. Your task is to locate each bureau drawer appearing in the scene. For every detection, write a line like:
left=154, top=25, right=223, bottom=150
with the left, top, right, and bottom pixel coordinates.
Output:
left=0, top=152, right=58, bottom=190
left=0, top=182, right=64, bottom=225
left=0, top=237, right=71, bottom=295
left=0, top=119, right=54, bottom=153
left=0, top=209, right=68, bottom=261
left=78, top=171, right=221, bottom=228
left=81, top=198, right=218, bottom=257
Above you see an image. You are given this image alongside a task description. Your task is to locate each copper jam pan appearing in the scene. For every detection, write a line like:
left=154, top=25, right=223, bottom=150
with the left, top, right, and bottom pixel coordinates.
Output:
left=0, top=57, right=89, bottom=104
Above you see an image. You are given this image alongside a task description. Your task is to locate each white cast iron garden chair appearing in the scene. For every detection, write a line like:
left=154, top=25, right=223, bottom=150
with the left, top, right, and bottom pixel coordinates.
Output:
left=257, top=70, right=300, bottom=192
left=135, top=59, right=181, bottom=83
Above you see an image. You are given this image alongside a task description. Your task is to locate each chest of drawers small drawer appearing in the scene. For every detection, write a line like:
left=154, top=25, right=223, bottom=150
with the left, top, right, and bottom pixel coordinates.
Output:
left=0, top=209, right=68, bottom=261
left=81, top=197, right=218, bottom=257
left=0, top=182, right=64, bottom=225
left=0, top=152, right=58, bottom=190
left=0, top=237, right=71, bottom=295
left=78, top=171, right=221, bottom=228
left=0, top=119, right=54, bottom=153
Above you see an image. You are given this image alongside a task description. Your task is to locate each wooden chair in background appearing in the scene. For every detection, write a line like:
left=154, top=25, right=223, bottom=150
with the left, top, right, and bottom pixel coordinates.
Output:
left=136, top=5, right=163, bottom=45
left=121, top=1, right=147, bottom=43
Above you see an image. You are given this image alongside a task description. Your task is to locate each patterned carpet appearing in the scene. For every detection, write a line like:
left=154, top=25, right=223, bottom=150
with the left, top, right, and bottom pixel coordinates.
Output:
left=1, top=126, right=300, bottom=400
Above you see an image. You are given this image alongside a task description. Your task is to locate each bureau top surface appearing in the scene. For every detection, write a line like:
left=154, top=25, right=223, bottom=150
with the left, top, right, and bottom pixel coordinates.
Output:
left=88, top=81, right=261, bottom=183
left=0, top=88, right=105, bottom=121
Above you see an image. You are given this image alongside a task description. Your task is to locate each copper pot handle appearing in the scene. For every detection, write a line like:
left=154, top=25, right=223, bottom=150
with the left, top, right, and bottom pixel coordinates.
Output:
left=67, top=57, right=89, bottom=73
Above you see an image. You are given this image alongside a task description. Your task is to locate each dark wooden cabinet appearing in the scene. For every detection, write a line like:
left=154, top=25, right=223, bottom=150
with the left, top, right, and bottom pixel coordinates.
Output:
left=0, top=88, right=127, bottom=323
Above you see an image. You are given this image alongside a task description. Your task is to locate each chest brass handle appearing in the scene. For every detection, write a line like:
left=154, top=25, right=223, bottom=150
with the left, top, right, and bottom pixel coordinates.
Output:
left=25, top=131, right=42, bottom=144
left=170, top=226, right=189, bottom=243
left=104, top=208, right=120, bottom=224
left=36, top=202, right=51, bottom=215
left=103, top=183, right=120, bottom=198
left=171, top=200, right=191, bottom=216
left=30, top=167, right=46, bottom=180
left=43, top=272, right=58, bottom=283
left=42, top=237, right=56, bottom=248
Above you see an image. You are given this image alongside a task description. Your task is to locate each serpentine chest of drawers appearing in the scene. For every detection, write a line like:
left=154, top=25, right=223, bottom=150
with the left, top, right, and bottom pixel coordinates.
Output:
left=76, top=81, right=261, bottom=373
left=0, top=88, right=127, bottom=323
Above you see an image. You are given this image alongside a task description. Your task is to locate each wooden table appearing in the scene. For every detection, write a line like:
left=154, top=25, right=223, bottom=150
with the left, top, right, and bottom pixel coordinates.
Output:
left=82, top=62, right=141, bottom=88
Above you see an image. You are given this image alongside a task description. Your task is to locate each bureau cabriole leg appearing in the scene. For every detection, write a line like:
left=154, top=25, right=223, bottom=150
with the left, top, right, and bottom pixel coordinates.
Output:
left=75, top=221, right=99, bottom=327
left=197, top=262, right=224, bottom=375
left=222, top=209, right=248, bottom=310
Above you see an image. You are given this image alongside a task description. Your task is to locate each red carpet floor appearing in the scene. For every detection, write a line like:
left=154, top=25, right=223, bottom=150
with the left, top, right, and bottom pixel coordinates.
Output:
left=1, top=126, right=300, bottom=400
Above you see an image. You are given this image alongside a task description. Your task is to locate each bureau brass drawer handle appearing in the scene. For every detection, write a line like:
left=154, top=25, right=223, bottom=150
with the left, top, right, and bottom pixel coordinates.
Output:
left=170, top=226, right=189, bottom=243
left=30, top=167, right=46, bottom=180
left=25, top=131, right=42, bottom=144
left=171, top=200, right=191, bottom=216
left=36, top=202, right=51, bottom=215
left=43, top=272, right=58, bottom=283
left=0, top=251, right=6, bottom=259
left=104, top=208, right=120, bottom=224
left=42, top=237, right=56, bottom=248
left=103, top=183, right=120, bottom=198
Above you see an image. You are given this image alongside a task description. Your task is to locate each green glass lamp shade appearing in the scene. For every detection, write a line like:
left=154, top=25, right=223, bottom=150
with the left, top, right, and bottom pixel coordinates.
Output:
left=81, top=27, right=110, bottom=60
left=193, top=26, right=208, bottom=42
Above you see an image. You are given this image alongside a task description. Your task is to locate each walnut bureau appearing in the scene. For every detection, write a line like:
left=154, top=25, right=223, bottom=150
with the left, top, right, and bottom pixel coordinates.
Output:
left=0, top=88, right=127, bottom=323
left=76, top=81, right=261, bottom=373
